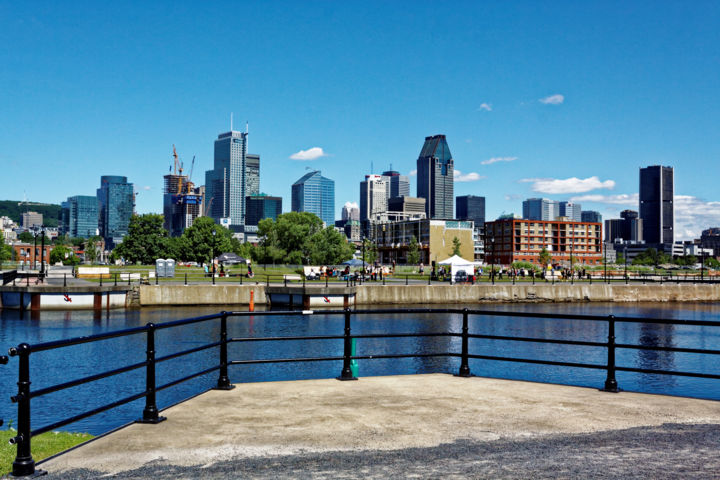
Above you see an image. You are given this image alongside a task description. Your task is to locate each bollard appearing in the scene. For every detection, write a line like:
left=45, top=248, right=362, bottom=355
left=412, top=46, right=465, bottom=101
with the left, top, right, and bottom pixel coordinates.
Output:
left=602, top=315, right=619, bottom=392
left=215, top=312, right=235, bottom=390
left=337, top=308, right=357, bottom=380
left=457, top=308, right=471, bottom=377
left=249, top=290, right=255, bottom=312
left=10, top=343, right=44, bottom=477
left=139, top=323, right=166, bottom=423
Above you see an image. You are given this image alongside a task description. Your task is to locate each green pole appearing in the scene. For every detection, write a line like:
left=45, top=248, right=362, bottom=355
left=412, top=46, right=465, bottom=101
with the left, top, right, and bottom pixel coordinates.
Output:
left=350, top=337, right=358, bottom=377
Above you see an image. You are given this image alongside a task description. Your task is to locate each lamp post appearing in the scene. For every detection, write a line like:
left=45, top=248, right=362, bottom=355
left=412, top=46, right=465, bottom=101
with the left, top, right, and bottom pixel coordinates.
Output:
left=701, top=250, right=705, bottom=282
left=490, top=237, right=495, bottom=285
left=624, top=245, right=628, bottom=285
left=604, top=241, right=607, bottom=284
left=211, top=229, right=216, bottom=283
left=40, top=225, right=46, bottom=280
left=32, top=227, right=38, bottom=270
left=569, top=229, right=574, bottom=285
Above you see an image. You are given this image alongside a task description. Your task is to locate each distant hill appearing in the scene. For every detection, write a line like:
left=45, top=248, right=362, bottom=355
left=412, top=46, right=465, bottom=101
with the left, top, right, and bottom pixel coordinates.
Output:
left=0, top=200, right=61, bottom=227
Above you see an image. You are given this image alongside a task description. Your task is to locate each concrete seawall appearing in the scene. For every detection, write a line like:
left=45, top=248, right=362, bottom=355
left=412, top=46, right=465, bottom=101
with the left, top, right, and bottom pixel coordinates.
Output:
left=136, top=283, right=720, bottom=307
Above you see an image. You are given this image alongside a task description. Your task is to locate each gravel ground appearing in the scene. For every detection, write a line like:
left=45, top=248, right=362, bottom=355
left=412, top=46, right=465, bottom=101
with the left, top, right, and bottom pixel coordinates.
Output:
left=51, top=423, right=720, bottom=479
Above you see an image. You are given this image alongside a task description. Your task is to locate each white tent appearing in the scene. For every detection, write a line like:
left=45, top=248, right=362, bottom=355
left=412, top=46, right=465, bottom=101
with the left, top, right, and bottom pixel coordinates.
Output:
left=438, top=255, right=481, bottom=282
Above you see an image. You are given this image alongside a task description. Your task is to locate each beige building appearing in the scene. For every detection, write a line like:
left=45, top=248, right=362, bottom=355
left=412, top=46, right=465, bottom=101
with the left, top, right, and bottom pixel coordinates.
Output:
left=371, top=219, right=474, bottom=264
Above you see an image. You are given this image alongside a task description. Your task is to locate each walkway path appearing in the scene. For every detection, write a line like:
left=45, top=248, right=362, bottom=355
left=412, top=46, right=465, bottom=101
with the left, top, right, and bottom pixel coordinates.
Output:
left=41, top=374, right=720, bottom=478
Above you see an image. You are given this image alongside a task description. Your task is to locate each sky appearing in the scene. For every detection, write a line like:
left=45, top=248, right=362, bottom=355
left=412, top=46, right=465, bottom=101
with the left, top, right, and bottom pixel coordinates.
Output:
left=1, top=1, right=719, bottom=240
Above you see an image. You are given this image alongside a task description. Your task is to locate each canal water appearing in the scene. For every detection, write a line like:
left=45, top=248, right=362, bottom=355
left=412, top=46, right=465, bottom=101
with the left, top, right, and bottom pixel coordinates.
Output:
left=0, top=302, right=718, bottom=436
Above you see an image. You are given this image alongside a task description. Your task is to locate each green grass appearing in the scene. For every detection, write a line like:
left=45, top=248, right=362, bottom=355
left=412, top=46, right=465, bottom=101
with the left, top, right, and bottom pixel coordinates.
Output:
left=0, top=430, right=93, bottom=474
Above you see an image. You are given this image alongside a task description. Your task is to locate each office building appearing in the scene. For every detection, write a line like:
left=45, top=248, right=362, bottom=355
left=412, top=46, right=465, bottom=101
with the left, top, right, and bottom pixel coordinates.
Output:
left=639, top=165, right=674, bottom=245
left=456, top=195, right=485, bottom=226
left=485, top=218, right=602, bottom=266
left=381, top=170, right=410, bottom=199
left=21, top=212, right=43, bottom=228
left=416, top=135, right=454, bottom=219
left=61, top=196, right=98, bottom=238
left=559, top=201, right=582, bottom=222
left=205, top=130, right=260, bottom=228
left=291, top=170, right=335, bottom=226
left=581, top=211, right=602, bottom=224
left=371, top=219, right=474, bottom=264
left=700, top=228, right=720, bottom=256
left=522, top=198, right=558, bottom=221
left=605, top=210, right=643, bottom=243
left=341, top=202, right=360, bottom=222
left=245, top=194, right=282, bottom=226
left=163, top=149, right=202, bottom=237
left=360, top=174, right=388, bottom=221
left=388, top=196, right=426, bottom=216
left=97, top=175, right=134, bottom=248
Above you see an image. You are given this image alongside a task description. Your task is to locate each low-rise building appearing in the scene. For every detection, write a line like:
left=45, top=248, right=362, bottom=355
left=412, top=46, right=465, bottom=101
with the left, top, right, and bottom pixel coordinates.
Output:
left=485, top=218, right=603, bottom=266
left=371, top=219, right=474, bottom=265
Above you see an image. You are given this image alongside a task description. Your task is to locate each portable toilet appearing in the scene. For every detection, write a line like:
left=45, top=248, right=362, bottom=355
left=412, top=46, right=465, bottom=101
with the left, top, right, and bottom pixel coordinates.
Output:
left=155, top=259, right=167, bottom=278
left=165, top=259, right=176, bottom=278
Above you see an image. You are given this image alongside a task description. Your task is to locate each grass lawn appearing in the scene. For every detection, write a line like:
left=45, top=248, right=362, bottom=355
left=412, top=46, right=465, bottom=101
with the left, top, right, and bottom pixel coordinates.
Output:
left=0, top=430, right=93, bottom=475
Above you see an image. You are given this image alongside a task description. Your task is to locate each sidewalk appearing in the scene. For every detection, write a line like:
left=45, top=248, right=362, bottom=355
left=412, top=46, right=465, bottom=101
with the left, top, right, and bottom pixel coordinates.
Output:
left=40, top=374, right=720, bottom=478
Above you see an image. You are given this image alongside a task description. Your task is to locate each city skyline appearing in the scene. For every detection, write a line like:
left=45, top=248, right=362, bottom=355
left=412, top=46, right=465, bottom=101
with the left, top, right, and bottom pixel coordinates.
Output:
left=2, top=2, right=720, bottom=240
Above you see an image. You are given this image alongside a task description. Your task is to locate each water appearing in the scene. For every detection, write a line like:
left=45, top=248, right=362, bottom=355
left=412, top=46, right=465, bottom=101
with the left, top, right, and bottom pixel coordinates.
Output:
left=0, top=302, right=719, bottom=436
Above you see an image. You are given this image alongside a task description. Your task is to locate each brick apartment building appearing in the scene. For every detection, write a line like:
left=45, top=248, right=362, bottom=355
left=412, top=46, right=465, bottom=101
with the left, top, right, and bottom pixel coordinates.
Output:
left=485, top=218, right=603, bottom=266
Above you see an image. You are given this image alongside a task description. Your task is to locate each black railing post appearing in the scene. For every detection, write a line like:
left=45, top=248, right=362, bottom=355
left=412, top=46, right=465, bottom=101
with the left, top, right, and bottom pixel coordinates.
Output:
left=185, top=272, right=188, bottom=286
left=405, top=274, right=408, bottom=285
left=114, top=272, right=118, bottom=286
left=457, top=308, right=471, bottom=377
left=428, top=274, right=431, bottom=285
left=11, top=343, right=44, bottom=477
left=266, top=275, right=269, bottom=287
left=155, top=272, right=159, bottom=285
left=602, top=315, right=619, bottom=392
left=284, top=276, right=288, bottom=287
left=215, top=312, right=234, bottom=390
left=325, top=275, right=328, bottom=287
left=383, top=274, right=385, bottom=286
left=337, top=308, right=357, bottom=381
left=99, top=272, right=103, bottom=286
left=240, top=273, right=243, bottom=285
left=63, top=273, right=67, bottom=287
left=139, top=323, right=166, bottom=423
left=212, top=269, right=216, bottom=286
left=128, top=273, right=131, bottom=286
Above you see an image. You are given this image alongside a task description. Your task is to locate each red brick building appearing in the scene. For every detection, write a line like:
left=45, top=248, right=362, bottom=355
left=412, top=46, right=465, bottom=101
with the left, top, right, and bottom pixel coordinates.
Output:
left=485, top=218, right=603, bottom=266
left=11, top=243, right=53, bottom=266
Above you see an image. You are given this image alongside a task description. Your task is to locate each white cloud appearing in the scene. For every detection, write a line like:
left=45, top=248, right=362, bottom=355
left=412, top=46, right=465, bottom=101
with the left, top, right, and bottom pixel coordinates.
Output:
left=539, top=94, right=564, bottom=105
left=343, top=201, right=358, bottom=210
left=290, top=147, right=328, bottom=161
left=569, top=193, right=639, bottom=205
left=454, top=170, right=485, bottom=182
left=521, top=176, right=615, bottom=194
left=143, top=186, right=151, bottom=191
left=477, top=103, right=492, bottom=112
left=481, top=156, right=517, bottom=166
left=505, top=194, right=522, bottom=201
left=409, top=169, right=417, bottom=177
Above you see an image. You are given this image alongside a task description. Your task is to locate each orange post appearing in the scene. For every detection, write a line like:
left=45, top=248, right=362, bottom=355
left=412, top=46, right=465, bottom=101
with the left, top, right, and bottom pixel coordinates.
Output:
left=249, top=290, right=255, bottom=312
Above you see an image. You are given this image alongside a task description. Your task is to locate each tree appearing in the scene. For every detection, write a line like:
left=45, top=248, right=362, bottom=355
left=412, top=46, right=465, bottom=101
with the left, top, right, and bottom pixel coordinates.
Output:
left=49, top=245, right=79, bottom=265
left=113, top=214, right=172, bottom=265
left=615, top=253, right=625, bottom=265
left=706, top=257, right=720, bottom=269
left=362, top=238, right=378, bottom=265
left=632, top=248, right=671, bottom=266
left=181, top=216, right=233, bottom=264
left=538, top=247, right=552, bottom=268
left=451, top=237, right=462, bottom=256
left=307, top=227, right=354, bottom=265
left=0, top=238, right=12, bottom=264
left=85, top=241, right=97, bottom=264
left=18, top=231, right=34, bottom=243
left=407, top=235, right=420, bottom=265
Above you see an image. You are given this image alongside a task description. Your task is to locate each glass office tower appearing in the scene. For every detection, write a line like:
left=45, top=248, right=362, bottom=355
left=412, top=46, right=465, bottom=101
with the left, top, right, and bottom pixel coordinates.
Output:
left=456, top=195, right=486, bottom=226
left=291, top=170, right=335, bottom=226
left=97, top=176, right=134, bottom=248
left=245, top=194, right=282, bottom=226
left=416, top=135, right=454, bottom=219
left=639, top=165, right=674, bottom=245
left=62, top=195, right=99, bottom=238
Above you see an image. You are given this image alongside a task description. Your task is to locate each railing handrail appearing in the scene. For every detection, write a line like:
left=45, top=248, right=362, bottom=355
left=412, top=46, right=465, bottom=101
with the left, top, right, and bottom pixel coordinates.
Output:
left=4, top=307, right=720, bottom=477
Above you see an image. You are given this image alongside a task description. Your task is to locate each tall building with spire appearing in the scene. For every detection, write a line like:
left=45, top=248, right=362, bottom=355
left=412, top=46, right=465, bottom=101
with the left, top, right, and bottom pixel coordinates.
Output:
left=204, top=125, right=260, bottom=228
left=416, top=135, right=454, bottom=219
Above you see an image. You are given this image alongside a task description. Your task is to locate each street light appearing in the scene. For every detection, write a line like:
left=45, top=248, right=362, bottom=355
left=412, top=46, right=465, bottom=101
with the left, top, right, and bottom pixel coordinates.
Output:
left=40, top=225, right=46, bottom=280
left=604, top=241, right=607, bottom=284
left=211, top=229, right=216, bottom=284
left=32, top=227, right=38, bottom=270
left=624, top=245, right=628, bottom=285
left=569, top=228, right=574, bottom=285
left=701, top=250, right=706, bottom=282
left=490, top=237, right=495, bottom=285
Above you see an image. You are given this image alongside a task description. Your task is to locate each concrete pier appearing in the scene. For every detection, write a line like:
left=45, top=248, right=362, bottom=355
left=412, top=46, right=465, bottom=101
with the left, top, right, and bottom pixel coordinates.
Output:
left=40, top=374, right=720, bottom=478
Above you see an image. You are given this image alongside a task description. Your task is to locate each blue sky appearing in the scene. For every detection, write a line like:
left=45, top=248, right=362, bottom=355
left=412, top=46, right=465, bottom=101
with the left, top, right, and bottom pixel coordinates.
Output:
left=2, top=1, right=719, bottom=240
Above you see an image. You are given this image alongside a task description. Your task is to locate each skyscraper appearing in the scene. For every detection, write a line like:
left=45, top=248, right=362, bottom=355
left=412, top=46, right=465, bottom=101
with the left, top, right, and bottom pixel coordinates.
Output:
left=97, top=175, right=134, bottom=248
left=559, top=201, right=582, bottom=221
left=360, top=174, right=388, bottom=221
left=639, top=165, right=674, bottom=245
left=61, top=196, right=98, bottom=238
left=245, top=194, right=282, bottom=226
left=581, top=211, right=602, bottom=224
left=381, top=170, right=410, bottom=199
left=291, top=170, right=335, bottom=226
left=522, top=198, right=558, bottom=221
left=416, top=135, right=454, bottom=219
left=205, top=130, right=260, bottom=228
left=456, top=195, right=486, bottom=226
left=341, top=202, right=360, bottom=222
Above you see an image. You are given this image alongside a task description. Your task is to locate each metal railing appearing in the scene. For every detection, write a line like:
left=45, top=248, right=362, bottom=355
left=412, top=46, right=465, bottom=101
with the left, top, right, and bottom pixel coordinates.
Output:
left=3, top=308, right=720, bottom=477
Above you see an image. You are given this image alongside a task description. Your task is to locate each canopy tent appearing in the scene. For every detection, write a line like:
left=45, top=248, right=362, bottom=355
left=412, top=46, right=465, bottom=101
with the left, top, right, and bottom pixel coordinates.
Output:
left=438, top=255, right=481, bottom=282
left=217, top=253, right=247, bottom=265
left=341, top=258, right=368, bottom=266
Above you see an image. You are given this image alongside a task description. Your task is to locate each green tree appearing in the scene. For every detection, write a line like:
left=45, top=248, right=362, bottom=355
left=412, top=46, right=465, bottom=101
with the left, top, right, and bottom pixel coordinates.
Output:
left=451, top=236, right=462, bottom=256
left=406, top=235, right=420, bottom=265
left=632, top=248, right=671, bottom=266
left=706, top=257, right=720, bottom=269
left=50, top=245, right=79, bottom=265
left=18, top=231, right=34, bottom=243
left=307, top=227, right=354, bottom=265
left=0, top=238, right=12, bottom=264
left=615, top=253, right=625, bottom=265
left=181, top=216, right=233, bottom=264
left=362, top=238, right=378, bottom=265
left=114, top=214, right=171, bottom=265
left=538, top=247, right=552, bottom=268
left=256, top=212, right=328, bottom=264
